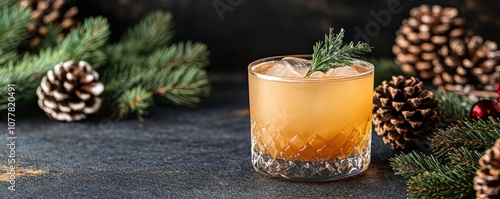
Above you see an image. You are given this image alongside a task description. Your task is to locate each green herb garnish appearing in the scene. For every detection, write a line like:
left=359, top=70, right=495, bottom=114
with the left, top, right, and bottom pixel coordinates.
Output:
left=305, top=28, right=372, bottom=77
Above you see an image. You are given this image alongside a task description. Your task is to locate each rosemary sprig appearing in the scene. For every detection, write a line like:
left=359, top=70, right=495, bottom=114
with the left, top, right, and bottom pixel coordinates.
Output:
left=306, top=28, right=372, bottom=77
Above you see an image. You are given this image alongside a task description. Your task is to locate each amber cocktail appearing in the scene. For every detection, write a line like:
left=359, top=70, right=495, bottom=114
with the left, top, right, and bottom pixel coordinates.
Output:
left=248, top=55, right=374, bottom=181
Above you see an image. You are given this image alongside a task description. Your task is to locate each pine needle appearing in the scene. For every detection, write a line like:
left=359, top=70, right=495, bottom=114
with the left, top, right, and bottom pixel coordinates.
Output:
left=306, top=28, right=372, bottom=77
left=102, top=11, right=210, bottom=120
left=0, top=5, right=31, bottom=53
left=58, top=17, right=110, bottom=68
left=448, top=147, right=482, bottom=168
left=0, top=0, right=17, bottom=10
left=152, top=66, right=210, bottom=107
left=431, top=118, right=500, bottom=159
left=146, top=41, right=210, bottom=69
left=107, top=11, right=174, bottom=58
left=36, top=25, right=63, bottom=51
left=390, top=152, right=447, bottom=178
left=116, top=86, right=154, bottom=122
left=390, top=118, right=500, bottom=198
left=437, top=91, right=477, bottom=122
left=407, top=165, right=475, bottom=199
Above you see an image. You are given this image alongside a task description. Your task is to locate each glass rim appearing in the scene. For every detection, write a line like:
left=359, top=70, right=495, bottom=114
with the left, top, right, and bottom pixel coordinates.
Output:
left=248, top=54, right=374, bottom=82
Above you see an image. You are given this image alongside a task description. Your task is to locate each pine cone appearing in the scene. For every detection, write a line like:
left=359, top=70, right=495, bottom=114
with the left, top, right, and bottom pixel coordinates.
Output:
left=393, top=5, right=466, bottom=80
left=18, top=0, right=78, bottom=48
left=372, top=76, right=440, bottom=150
left=36, top=61, right=104, bottom=122
left=433, top=35, right=500, bottom=92
left=474, top=139, right=500, bottom=199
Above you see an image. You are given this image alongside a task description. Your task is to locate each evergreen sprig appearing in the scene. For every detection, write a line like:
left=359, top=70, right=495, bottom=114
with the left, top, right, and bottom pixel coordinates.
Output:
left=57, top=17, right=110, bottom=68
left=448, top=147, right=482, bottom=168
left=150, top=65, right=210, bottom=107
left=107, top=11, right=174, bottom=59
left=145, top=41, right=210, bottom=69
left=102, top=11, right=210, bottom=120
left=0, top=5, right=30, bottom=52
left=116, top=86, right=154, bottom=122
left=437, top=91, right=477, bottom=123
left=36, top=25, right=63, bottom=51
left=391, top=152, right=446, bottom=178
left=0, top=5, right=30, bottom=65
left=0, top=0, right=17, bottom=10
left=407, top=164, right=476, bottom=199
left=431, top=118, right=500, bottom=159
left=306, top=28, right=372, bottom=77
left=390, top=118, right=500, bottom=199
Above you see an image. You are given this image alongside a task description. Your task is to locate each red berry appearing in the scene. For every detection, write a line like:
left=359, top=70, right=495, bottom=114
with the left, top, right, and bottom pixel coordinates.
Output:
left=470, top=100, right=500, bottom=119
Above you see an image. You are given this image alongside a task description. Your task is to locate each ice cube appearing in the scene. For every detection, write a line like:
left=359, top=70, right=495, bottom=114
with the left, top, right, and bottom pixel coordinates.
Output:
left=328, top=66, right=360, bottom=77
left=264, top=57, right=311, bottom=77
left=308, top=69, right=334, bottom=78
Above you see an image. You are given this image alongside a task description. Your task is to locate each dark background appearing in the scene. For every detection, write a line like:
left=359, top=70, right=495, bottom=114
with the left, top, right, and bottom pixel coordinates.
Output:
left=76, top=0, right=500, bottom=72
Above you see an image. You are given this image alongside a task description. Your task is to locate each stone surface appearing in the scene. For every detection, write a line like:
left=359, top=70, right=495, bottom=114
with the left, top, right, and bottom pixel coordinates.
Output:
left=0, top=82, right=406, bottom=198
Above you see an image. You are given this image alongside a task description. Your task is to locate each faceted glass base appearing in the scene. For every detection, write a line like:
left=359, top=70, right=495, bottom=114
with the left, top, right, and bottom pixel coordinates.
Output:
left=251, top=146, right=370, bottom=181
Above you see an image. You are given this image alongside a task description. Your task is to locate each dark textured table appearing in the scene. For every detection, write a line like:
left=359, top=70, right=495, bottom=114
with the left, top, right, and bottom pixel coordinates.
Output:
left=0, top=80, right=406, bottom=198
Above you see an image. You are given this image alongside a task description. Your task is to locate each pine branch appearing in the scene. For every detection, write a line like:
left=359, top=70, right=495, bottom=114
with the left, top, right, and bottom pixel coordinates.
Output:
left=391, top=149, right=482, bottom=198
left=307, top=28, right=372, bottom=77
left=391, top=119, right=500, bottom=198
left=0, top=17, right=110, bottom=111
left=36, top=25, right=63, bottom=51
left=107, top=11, right=173, bottom=59
left=115, top=86, right=154, bottom=122
left=437, top=91, right=477, bottom=123
left=102, top=63, right=210, bottom=119
left=100, top=63, right=143, bottom=97
left=102, top=42, right=211, bottom=118
left=0, top=50, right=17, bottom=67
left=140, top=41, right=210, bottom=107
left=430, top=118, right=500, bottom=159
left=407, top=165, right=475, bottom=199
left=0, top=5, right=31, bottom=53
left=108, top=62, right=211, bottom=120
left=151, top=66, right=210, bottom=107
left=57, top=17, right=110, bottom=68
left=100, top=11, right=210, bottom=120
left=0, top=0, right=17, bottom=9
left=390, top=152, right=448, bottom=178
left=103, top=41, right=210, bottom=91
left=103, top=58, right=210, bottom=116
left=448, top=147, right=482, bottom=168
left=146, top=41, right=209, bottom=69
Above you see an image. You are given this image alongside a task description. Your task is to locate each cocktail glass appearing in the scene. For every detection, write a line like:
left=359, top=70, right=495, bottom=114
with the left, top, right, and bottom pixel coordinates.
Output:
left=248, top=55, right=374, bottom=181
